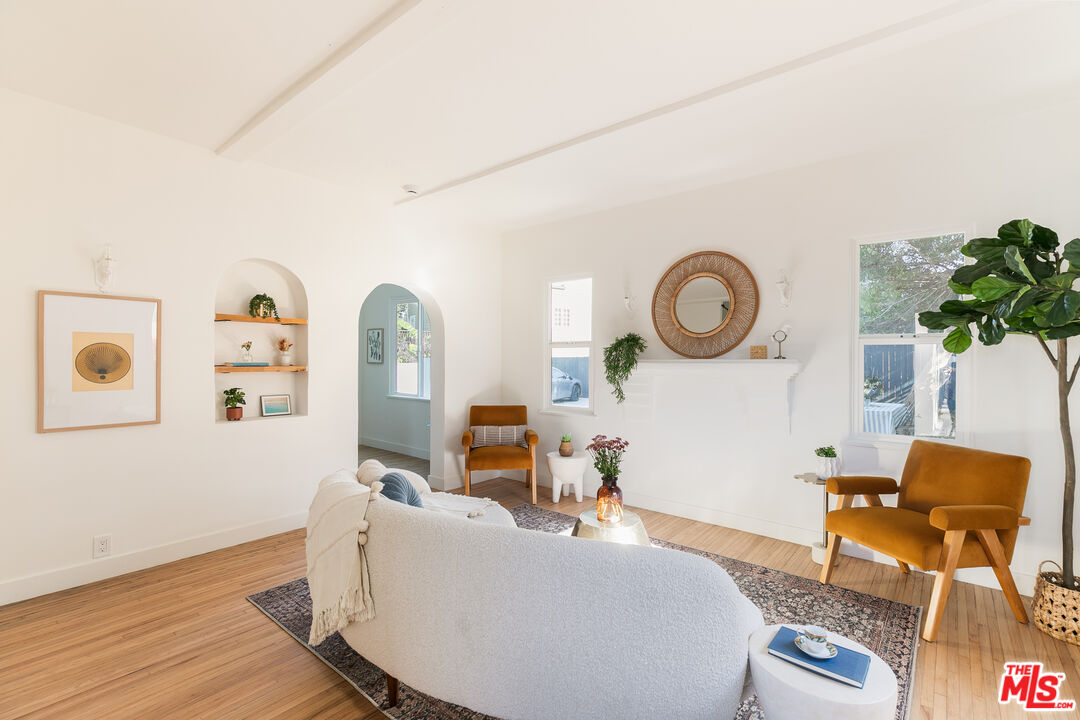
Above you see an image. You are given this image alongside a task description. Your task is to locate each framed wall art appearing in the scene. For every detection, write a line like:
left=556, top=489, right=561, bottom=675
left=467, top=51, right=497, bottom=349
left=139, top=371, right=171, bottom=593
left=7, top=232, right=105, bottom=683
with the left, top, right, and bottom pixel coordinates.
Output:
left=367, top=328, right=384, bottom=364
left=260, top=394, right=292, bottom=417
left=38, top=291, right=161, bottom=433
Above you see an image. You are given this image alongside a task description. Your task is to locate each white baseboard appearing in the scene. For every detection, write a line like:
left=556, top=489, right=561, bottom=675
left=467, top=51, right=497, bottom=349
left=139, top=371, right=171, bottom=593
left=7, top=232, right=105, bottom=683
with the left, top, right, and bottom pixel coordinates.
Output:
left=360, top=436, right=430, bottom=460
left=0, top=511, right=306, bottom=607
left=629, top=491, right=821, bottom=547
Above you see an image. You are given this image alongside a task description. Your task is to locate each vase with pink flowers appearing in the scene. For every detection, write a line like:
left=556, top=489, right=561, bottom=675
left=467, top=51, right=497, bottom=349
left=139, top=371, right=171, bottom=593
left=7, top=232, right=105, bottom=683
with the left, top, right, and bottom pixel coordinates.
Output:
left=587, top=434, right=628, bottom=524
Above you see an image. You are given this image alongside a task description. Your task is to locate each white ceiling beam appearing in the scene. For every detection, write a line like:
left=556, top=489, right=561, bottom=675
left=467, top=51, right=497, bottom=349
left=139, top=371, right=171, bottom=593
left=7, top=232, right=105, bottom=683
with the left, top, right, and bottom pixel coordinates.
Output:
left=395, top=0, right=1014, bottom=206
left=216, top=0, right=453, bottom=160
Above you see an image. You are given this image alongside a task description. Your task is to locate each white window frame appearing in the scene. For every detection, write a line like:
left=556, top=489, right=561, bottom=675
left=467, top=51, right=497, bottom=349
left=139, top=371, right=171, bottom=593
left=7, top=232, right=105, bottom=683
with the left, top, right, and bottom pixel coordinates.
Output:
left=541, top=275, right=596, bottom=416
left=850, top=226, right=975, bottom=448
left=389, top=295, right=430, bottom=401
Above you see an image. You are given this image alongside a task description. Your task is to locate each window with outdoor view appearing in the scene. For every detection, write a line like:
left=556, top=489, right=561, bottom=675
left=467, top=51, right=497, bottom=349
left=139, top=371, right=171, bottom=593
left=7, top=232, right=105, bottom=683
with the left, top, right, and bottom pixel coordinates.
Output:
left=391, top=297, right=431, bottom=399
left=547, top=278, right=592, bottom=410
left=857, top=232, right=966, bottom=439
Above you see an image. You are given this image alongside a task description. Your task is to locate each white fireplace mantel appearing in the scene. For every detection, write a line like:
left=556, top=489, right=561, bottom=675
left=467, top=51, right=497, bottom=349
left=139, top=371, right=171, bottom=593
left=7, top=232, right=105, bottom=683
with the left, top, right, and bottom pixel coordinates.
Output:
left=633, top=358, right=802, bottom=379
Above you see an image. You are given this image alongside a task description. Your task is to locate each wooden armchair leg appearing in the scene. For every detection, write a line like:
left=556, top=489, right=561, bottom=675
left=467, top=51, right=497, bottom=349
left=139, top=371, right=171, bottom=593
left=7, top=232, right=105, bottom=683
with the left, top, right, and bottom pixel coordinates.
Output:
left=386, top=673, right=399, bottom=707
left=463, top=468, right=471, bottom=496
left=975, top=528, right=1029, bottom=624
left=528, top=466, right=537, bottom=505
left=897, top=560, right=911, bottom=574
left=819, top=534, right=843, bottom=584
left=923, top=529, right=965, bottom=642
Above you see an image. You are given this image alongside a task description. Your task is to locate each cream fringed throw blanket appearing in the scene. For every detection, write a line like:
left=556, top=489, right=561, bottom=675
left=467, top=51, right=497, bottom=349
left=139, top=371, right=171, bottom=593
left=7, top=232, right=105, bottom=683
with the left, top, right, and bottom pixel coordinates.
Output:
left=306, top=470, right=383, bottom=646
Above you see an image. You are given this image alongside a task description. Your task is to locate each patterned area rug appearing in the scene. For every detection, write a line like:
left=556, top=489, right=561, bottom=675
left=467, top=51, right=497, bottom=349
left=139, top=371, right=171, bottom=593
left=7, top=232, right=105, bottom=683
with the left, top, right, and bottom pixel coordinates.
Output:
left=248, top=504, right=920, bottom=720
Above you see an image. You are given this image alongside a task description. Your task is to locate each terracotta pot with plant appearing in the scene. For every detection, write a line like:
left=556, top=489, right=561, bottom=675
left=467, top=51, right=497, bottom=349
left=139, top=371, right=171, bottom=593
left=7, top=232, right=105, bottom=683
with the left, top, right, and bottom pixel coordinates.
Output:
left=920, top=219, right=1080, bottom=644
left=223, top=387, right=246, bottom=421
left=559, top=433, right=574, bottom=457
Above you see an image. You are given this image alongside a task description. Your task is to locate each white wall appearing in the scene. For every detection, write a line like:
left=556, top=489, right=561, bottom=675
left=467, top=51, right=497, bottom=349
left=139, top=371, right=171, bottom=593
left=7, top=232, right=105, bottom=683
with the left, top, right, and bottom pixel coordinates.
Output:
left=0, top=89, right=501, bottom=604
left=358, top=284, right=431, bottom=459
left=501, top=99, right=1080, bottom=592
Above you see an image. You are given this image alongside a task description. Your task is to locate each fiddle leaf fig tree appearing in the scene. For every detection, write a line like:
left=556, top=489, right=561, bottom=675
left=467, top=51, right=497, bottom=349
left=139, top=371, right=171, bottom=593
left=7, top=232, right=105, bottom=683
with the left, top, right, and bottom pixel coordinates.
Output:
left=919, top=219, right=1080, bottom=590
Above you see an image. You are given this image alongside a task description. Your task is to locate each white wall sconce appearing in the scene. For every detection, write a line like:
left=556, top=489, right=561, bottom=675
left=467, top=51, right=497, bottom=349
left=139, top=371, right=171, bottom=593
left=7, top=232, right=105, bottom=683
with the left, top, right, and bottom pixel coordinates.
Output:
left=776, top=270, right=792, bottom=308
left=94, top=245, right=117, bottom=293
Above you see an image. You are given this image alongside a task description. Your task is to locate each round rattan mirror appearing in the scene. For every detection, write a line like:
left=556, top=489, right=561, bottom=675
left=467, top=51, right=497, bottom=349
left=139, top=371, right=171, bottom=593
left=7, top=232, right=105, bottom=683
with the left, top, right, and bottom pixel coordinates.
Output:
left=652, top=251, right=758, bottom=358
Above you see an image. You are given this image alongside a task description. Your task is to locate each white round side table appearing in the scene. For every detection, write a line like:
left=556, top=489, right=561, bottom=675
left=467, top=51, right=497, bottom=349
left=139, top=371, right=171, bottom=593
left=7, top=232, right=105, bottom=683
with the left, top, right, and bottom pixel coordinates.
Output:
left=748, top=624, right=897, bottom=720
left=545, top=451, right=588, bottom=503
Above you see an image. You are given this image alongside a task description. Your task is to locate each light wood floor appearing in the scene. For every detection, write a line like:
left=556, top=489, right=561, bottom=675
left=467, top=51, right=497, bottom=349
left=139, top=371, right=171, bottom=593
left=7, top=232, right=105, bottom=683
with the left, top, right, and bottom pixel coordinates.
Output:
left=2, top=477, right=1078, bottom=719
left=357, top=444, right=430, bottom=477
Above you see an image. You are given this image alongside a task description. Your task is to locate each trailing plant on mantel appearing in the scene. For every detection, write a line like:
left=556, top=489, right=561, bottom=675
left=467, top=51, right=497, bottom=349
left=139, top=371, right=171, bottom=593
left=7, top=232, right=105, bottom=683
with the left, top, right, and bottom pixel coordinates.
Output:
left=604, top=332, right=647, bottom=403
left=919, top=219, right=1080, bottom=590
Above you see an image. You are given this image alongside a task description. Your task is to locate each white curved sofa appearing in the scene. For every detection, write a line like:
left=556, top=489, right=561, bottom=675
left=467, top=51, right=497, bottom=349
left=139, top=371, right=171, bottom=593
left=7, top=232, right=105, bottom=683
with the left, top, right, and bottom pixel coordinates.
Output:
left=335, top=467, right=764, bottom=720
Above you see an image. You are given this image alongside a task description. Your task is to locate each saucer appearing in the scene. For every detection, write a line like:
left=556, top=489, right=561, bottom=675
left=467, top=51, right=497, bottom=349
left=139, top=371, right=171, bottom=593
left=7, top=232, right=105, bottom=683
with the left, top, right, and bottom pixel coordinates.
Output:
left=794, top=635, right=838, bottom=660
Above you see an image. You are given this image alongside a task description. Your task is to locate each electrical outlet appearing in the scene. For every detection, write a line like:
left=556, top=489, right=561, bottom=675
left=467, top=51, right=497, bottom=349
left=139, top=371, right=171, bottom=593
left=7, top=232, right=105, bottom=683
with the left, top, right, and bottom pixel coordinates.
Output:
left=92, top=534, right=111, bottom=559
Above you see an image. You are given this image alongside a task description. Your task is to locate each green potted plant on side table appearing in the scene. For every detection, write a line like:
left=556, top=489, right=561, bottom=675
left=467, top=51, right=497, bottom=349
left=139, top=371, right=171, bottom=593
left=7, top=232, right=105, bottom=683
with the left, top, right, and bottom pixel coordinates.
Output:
left=814, top=445, right=841, bottom=480
left=223, top=387, right=246, bottom=421
left=559, top=433, right=574, bottom=457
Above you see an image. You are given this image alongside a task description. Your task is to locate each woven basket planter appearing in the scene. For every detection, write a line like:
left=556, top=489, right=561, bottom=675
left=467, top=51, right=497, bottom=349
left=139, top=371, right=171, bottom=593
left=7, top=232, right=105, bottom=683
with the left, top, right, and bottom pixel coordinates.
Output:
left=1033, top=561, right=1080, bottom=646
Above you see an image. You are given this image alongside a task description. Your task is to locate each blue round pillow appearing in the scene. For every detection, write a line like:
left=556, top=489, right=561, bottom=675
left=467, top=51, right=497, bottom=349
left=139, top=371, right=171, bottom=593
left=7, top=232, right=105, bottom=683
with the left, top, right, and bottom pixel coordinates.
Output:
left=380, top=471, right=424, bottom=508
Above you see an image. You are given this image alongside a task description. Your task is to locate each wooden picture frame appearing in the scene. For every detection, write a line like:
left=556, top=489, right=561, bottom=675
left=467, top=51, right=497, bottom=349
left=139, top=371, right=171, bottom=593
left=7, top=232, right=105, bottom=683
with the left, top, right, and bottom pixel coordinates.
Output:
left=367, top=328, right=384, bottom=364
left=38, top=290, right=162, bottom=433
left=260, top=394, right=292, bottom=417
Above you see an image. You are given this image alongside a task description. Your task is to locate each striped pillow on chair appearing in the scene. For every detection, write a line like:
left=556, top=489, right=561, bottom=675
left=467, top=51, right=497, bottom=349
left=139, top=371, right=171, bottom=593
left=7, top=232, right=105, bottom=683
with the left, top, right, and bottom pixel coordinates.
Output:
left=470, top=425, right=527, bottom=449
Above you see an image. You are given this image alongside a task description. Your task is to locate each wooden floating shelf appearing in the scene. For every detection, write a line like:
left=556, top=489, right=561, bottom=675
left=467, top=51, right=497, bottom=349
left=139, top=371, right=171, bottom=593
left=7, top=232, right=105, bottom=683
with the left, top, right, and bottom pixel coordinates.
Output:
left=214, top=365, right=307, bottom=373
left=214, top=313, right=307, bottom=325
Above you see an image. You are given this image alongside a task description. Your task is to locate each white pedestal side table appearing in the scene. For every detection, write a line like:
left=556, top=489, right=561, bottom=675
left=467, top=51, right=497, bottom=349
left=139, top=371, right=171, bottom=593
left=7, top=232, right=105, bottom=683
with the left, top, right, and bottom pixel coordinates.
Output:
left=545, top=451, right=588, bottom=503
left=748, top=624, right=897, bottom=720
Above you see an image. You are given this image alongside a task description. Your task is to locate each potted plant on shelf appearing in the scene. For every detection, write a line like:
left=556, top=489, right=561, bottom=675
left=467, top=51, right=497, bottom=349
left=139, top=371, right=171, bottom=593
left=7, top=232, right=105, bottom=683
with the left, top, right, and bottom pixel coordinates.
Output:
left=814, top=445, right=841, bottom=480
left=919, top=218, right=1080, bottom=645
left=587, top=434, right=629, bottom=524
left=603, top=332, right=647, bottom=404
left=276, top=337, right=294, bottom=366
left=249, top=293, right=280, bottom=321
left=223, top=387, right=246, bottom=421
left=239, top=340, right=254, bottom=363
left=559, top=433, right=574, bottom=457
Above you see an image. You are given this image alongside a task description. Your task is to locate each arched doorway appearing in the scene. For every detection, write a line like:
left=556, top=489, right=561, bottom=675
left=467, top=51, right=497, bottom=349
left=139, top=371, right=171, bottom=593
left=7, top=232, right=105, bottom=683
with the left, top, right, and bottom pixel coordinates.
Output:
left=357, top=283, right=445, bottom=487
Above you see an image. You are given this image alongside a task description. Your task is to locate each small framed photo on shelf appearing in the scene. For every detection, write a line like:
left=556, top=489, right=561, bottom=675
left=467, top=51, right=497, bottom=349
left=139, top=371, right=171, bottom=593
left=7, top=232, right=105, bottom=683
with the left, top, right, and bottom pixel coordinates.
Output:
left=260, top=394, right=292, bottom=417
left=366, top=328, right=383, bottom=364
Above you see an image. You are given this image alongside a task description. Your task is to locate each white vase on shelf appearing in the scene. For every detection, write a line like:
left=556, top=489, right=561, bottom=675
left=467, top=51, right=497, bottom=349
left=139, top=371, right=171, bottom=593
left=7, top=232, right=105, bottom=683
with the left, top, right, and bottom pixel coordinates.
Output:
left=816, top=456, right=841, bottom=481
left=279, top=351, right=293, bottom=366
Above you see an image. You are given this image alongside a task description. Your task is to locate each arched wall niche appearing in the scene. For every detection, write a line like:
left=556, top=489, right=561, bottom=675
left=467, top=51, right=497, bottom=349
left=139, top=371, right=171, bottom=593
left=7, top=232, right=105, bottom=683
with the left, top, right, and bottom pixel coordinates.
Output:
left=213, top=258, right=309, bottom=423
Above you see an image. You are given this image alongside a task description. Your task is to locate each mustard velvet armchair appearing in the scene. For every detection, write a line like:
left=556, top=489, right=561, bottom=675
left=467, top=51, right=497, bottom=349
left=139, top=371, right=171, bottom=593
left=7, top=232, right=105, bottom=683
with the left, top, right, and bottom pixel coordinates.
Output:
left=819, top=440, right=1032, bottom=642
left=461, top=405, right=539, bottom=504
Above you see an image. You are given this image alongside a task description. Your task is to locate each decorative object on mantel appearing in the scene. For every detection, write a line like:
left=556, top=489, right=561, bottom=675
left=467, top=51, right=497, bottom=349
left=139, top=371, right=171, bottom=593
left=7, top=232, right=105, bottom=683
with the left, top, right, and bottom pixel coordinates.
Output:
left=776, top=269, right=792, bottom=308
left=248, top=293, right=280, bottom=321
left=223, top=387, right=246, bottom=421
left=276, top=336, right=294, bottom=366
left=587, top=434, right=627, bottom=523
left=603, top=332, right=647, bottom=403
left=559, top=433, right=574, bottom=457
left=366, top=328, right=384, bottom=364
left=814, top=445, right=841, bottom=480
left=772, top=329, right=788, bottom=359
left=750, top=344, right=767, bottom=359
left=93, top=245, right=117, bottom=293
left=917, top=218, right=1080, bottom=640
left=38, top=291, right=161, bottom=433
left=239, top=340, right=254, bottom=364
left=652, top=251, right=759, bottom=358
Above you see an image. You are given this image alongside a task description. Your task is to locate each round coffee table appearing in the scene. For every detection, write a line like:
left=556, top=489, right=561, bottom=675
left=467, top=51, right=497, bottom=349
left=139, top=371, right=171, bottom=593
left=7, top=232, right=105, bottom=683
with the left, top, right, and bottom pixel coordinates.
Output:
left=571, top=509, right=650, bottom=546
left=545, top=451, right=589, bottom=503
left=748, top=624, right=897, bottom=720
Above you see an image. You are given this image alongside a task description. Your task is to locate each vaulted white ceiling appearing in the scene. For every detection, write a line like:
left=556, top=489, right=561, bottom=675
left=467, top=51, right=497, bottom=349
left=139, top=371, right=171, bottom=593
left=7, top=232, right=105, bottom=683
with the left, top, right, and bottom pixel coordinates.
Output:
left=3, top=0, right=1079, bottom=230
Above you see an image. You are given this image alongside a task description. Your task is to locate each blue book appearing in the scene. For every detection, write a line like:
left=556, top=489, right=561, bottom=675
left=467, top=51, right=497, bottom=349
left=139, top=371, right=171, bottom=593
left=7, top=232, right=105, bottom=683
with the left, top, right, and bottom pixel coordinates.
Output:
left=232, top=362, right=269, bottom=367
left=766, top=626, right=871, bottom=688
